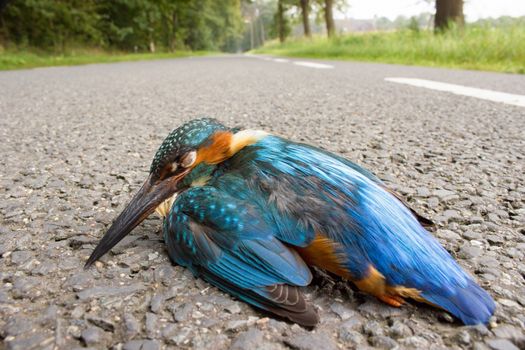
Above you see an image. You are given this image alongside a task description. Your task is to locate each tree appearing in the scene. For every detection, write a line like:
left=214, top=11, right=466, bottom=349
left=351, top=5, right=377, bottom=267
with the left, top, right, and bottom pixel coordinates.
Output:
left=274, top=0, right=290, bottom=43
left=323, top=0, right=335, bottom=37
left=240, top=0, right=275, bottom=51
left=258, top=4, right=266, bottom=44
left=435, top=0, right=464, bottom=31
left=299, top=0, right=311, bottom=38
left=0, top=0, right=11, bottom=45
left=1, top=0, right=103, bottom=51
left=0, top=0, right=244, bottom=52
left=0, top=0, right=11, bottom=13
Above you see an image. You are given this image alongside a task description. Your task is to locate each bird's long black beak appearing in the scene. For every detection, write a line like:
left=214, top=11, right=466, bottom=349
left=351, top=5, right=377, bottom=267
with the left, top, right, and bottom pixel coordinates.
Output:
left=84, top=173, right=182, bottom=268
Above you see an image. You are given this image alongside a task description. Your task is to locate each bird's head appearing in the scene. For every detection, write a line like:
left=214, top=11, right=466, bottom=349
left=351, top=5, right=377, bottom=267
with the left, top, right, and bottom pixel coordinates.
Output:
left=85, top=118, right=266, bottom=267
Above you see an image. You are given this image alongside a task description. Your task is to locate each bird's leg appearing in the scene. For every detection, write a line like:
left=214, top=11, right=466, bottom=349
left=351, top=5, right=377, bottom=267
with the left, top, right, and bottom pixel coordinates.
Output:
left=353, top=265, right=410, bottom=308
left=377, top=294, right=405, bottom=307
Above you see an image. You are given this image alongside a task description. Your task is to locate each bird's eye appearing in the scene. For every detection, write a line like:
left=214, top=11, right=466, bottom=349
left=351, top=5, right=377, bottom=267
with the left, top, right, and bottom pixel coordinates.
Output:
left=180, top=150, right=197, bottom=168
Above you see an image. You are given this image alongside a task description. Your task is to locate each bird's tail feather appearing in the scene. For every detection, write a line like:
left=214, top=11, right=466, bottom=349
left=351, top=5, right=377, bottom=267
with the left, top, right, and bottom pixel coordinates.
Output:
left=421, top=278, right=495, bottom=325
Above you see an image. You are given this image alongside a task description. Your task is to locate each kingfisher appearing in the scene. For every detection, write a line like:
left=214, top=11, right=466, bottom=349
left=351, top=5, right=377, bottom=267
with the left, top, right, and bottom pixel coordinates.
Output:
left=85, top=118, right=495, bottom=327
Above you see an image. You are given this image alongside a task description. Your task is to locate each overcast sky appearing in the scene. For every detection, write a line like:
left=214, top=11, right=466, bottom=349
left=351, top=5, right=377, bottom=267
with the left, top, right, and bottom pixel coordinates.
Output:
left=340, top=0, right=525, bottom=21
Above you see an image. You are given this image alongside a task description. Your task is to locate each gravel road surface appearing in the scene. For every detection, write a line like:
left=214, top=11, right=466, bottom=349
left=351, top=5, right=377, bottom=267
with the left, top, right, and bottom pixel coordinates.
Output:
left=1, top=55, right=524, bottom=349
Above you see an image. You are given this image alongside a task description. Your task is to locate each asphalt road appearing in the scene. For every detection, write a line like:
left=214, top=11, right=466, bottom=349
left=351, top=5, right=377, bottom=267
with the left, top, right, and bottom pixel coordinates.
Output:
left=1, top=55, right=524, bottom=350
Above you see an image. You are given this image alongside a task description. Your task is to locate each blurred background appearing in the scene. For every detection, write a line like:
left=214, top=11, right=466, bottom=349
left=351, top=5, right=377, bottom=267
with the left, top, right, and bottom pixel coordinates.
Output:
left=0, top=0, right=523, bottom=72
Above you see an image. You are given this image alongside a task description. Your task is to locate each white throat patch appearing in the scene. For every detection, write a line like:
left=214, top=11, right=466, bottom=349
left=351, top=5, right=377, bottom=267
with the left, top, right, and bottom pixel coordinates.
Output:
left=155, top=193, right=178, bottom=218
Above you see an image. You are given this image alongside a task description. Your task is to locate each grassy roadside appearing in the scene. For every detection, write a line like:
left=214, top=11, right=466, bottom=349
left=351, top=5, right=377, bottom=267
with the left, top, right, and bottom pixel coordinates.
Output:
left=0, top=49, right=213, bottom=70
left=254, top=26, right=525, bottom=74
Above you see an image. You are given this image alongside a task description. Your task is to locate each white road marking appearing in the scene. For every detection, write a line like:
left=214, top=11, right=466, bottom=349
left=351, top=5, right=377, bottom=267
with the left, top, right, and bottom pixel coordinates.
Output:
left=248, top=55, right=273, bottom=61
left=250, top=55, right=333, bottom=69
left=385, top=77, right=525, bottom=108
left=293, top=61, right=334, bottom=69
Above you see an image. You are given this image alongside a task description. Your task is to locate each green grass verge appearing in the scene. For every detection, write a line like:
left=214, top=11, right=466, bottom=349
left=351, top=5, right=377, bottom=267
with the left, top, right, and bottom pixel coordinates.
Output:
left=254, top=26, right=525, bottom=74
left=0, top=49, right=213, bottom=70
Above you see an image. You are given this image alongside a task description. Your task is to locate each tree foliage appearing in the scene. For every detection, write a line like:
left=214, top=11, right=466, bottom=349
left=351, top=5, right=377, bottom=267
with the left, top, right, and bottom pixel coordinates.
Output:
left=0, top=0, right=243, bottom=52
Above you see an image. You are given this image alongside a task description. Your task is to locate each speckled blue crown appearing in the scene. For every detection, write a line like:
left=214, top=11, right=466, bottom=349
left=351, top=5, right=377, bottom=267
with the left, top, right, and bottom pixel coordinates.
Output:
left=150, top=118, right=228, bottom=174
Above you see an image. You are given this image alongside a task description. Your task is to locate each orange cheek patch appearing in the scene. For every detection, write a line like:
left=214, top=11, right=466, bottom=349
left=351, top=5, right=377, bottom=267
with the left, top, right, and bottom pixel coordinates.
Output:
left=196, top=131, right=233, bottom=165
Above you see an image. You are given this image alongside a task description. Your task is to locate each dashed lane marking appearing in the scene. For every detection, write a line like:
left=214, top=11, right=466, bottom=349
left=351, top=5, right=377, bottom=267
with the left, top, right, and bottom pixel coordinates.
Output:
left=386, top=77, right=525, bottom=108
left=293, top=61, right=334, bottom=69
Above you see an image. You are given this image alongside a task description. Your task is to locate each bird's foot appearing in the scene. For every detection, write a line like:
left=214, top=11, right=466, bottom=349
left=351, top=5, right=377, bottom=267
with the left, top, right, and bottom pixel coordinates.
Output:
left=377, top=294, right=405, bottom=307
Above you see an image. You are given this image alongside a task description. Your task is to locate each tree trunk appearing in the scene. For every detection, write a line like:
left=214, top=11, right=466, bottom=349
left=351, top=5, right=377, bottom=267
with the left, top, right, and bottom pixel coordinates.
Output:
left=255, top=0, right=265, bottom=45
left=277, top=0, right=285, bottom=43
left=324, top=0, right=335, bottom=38
left=300, top=0, right=311, bottom=38
left=0, top=9, right=6, bottom=47
left=171, top=10, right=177, bottom=51
left=249, top=18, right=254, bottom=49
left=0, top=0, right=10, bottom=13
left=259, top=15, right=265, bottom=44
left=148, top=11, right=155, bottom=53
left=435, top=0, right=464, bottom=31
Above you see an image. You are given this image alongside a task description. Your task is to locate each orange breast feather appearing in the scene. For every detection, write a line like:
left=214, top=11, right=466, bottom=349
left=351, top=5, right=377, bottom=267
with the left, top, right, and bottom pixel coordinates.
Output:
left=295, top=233, right=353, bottom=279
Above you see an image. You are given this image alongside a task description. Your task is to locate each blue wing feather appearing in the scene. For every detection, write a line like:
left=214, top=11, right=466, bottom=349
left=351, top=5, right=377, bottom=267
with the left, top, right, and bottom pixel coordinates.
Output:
left=221, top=135, right=494, bottom=325
left=167, top=186, right=312, bottom=286
left=164, top=186, right=318, bottom=325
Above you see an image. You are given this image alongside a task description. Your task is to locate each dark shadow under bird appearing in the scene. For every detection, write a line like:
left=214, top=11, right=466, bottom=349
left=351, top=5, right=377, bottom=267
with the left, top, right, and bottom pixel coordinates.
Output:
left=85, top=118, right=495, bottom=327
